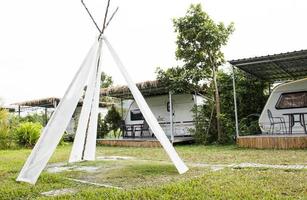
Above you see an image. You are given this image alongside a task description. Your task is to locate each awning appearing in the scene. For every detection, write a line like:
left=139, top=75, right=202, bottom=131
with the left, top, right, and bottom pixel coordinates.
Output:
left=229, top=49, right=307, bottom=81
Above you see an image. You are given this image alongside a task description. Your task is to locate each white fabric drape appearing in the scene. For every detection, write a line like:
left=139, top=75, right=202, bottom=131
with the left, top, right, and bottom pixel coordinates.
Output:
left=83, top=41, right=103, bottom=161
left=17, top=36, right=188, bottom=185
left=103, top=37, right=189, bottom=174
left=16, top=41, right=99, bottom=184
left=69, top=40, right=103, bottom=163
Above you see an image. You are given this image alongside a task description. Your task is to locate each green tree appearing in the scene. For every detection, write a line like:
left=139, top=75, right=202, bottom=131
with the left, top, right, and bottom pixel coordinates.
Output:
left=97, top=113, right=109, bottom=139
left=105, top=106, right=121, bottom=132
left=101, top=72, right=113, bottom=88
left=156, top=67, right=202, bottom=94
left=100, top=72, right=114, bottom=103
left=172, top=4, right=234, bottom=143
left=218, top=70, right=268, bottom=138
left=191, top=70, right=268, bottom=144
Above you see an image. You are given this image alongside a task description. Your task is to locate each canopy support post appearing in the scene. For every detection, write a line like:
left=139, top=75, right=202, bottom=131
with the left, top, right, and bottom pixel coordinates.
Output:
left=18, top=105, right=21, bottom=117
left=194, top=91, right=198, bottom=134
left=44, top=107, right=48, bottom=126
left=169, top=91, right=174, bottom=144
left=120, top=98, right=123, bottom=118
left=231, top=65, right=239, bottom=138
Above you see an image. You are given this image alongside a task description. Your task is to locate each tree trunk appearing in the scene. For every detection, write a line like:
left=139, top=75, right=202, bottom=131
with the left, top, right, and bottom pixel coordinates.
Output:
left=212, top=64, right=223, bottom=142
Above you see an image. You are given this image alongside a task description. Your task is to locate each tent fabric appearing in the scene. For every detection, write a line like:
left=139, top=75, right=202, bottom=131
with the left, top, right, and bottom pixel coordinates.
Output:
left=16, top=41, right=100, bottom=184
left=103, top=37, right=189, bottom=174
left=229, top=49, right=307, bottom=81
left=69, top=41, right=102, bottom=163
left=17, top=36, right=188, bottom=185
left=83, top=41, right=103, bottom=161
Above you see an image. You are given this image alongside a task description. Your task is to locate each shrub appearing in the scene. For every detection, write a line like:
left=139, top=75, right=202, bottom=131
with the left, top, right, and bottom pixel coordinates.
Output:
left=191, top=105, right=209, bottom=144
left=239, top=116, right=262, bottom=136
left=14, top=122, right=43, bottom=147
left=218, top=70, right=268, bottom=140
left=20, top=113, right=45, bottom=125
left=105, top=128, right=122, bottom=139
left=191, top=70, right=268, bottom=144
left=0, top=109, right=13, bottom=149
left=105, top=106, right=122, bottom=132
left=97, top=113, right=109, bottom=139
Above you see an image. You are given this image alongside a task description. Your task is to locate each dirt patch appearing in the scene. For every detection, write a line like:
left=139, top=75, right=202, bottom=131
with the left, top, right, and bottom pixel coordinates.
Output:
left=46, top=166, right=74, bottom=173
left=41, top=188, right=77, bottom=197
left=189, top=162, right=307, bottom=170
left=67, top=178, right=122, bottom=189
left=46, top=165, right=100, bottom=173
left=97, top=156, right=135, bottom=161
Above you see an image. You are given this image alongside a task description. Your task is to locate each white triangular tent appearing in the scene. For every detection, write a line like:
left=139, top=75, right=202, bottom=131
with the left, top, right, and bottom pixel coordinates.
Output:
left=16, top=2, right=188, bottom=185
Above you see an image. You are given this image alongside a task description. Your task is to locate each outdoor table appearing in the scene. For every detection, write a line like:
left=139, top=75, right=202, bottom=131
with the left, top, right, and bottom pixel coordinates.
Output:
left=283, top=112, right=307, bottom=134
left=124, top=124, right=144, bottom=138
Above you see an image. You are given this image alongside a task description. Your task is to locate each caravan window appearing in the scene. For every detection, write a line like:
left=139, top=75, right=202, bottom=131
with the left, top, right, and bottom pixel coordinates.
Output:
left=130, top=109, right=143, bottom=121
left=276, top=91, right=307, bottom=109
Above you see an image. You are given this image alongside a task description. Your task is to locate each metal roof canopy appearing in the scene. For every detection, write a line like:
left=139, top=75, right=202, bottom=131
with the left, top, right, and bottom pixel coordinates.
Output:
left=229, top=49, right=307, bottom=81
left=229, top=49, right=307, bottom=138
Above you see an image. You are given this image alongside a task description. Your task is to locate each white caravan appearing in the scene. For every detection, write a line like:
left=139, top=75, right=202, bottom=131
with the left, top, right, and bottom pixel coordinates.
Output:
left=123, top=93, right=204, bottom=138
left=259, top=78, right=307, bottom=134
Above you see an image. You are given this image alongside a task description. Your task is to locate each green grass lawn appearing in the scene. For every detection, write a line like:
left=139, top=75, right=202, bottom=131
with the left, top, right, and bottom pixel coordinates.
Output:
left=0, top=144, right=306, bottom=199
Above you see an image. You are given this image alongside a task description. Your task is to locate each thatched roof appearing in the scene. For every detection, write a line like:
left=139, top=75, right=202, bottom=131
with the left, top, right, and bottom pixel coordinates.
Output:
left=14, top=97, right=112, bottom=108
left=14, top=97, right=60, bottom=108
left=100, top=80, right=169, bottom=99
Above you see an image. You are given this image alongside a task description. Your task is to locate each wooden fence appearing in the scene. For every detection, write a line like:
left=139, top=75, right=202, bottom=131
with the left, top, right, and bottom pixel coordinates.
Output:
left=237, top=135, right=307, bottom=149
left=97, top=139, right=162, bottom=148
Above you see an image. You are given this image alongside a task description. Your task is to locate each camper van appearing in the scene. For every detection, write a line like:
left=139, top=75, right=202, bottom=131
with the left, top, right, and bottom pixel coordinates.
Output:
left=122, top=93, right=204, bottom=138
left=259, top=78, right=307, bottom=134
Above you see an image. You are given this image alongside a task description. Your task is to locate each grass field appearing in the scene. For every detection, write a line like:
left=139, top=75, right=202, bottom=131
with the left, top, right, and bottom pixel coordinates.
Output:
left=0, top=144, right=306, bottom=199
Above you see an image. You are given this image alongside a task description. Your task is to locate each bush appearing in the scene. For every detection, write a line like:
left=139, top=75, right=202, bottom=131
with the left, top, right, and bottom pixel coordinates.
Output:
left=191, top=105, right=210, bottom=144
left=0, top=109, right=14, bottom=149
left=239, top=115, right=262, bottom=136
left=105, top=106, right=122, bottom=132
left=14, top=122, right=43, bottom=147
left=217, top=70, right=268, bottom=143
left=97, top=113, right=109, bottom=139
left=20, top=113, right=45, bottom=125
left=105, top=128, right=122, bottom=139
left=191, top=70, right=268, bottom=145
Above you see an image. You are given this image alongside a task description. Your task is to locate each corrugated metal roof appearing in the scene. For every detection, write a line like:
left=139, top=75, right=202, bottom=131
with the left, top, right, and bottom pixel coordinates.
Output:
left=229, top=49, right=307, bottom=81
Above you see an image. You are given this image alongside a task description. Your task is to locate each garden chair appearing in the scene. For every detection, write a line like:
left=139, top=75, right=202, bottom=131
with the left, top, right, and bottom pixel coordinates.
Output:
left=120, top=120, right=134, bottom=138
left=141, top=120, right=150, bottom=137
left=267, top=109, right=287, bottom=134
left=134, top=120, right=150, bottom=137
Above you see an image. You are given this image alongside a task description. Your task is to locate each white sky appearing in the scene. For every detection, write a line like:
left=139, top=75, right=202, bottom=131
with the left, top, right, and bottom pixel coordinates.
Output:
left=1, top=0, right=307, bottom=105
